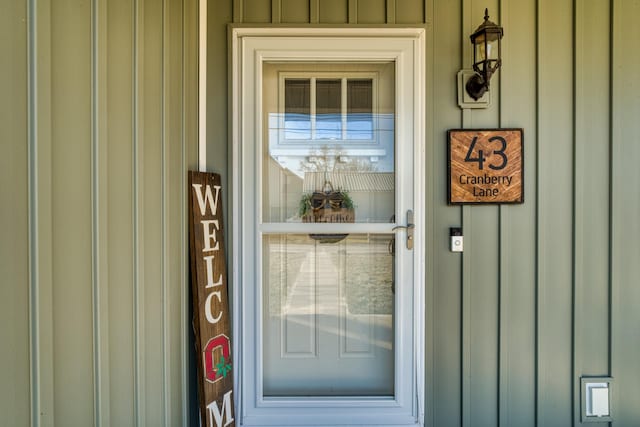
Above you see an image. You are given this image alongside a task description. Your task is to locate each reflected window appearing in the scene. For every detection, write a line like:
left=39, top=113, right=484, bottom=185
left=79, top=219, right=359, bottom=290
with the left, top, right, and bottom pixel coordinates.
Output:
left=347, top=79, right=373, bottom=140
left=284, top=79, right=311, bottom=139
left=316, top=79, right=342, bottom=139
left=283, top=76, right=374, bottom=141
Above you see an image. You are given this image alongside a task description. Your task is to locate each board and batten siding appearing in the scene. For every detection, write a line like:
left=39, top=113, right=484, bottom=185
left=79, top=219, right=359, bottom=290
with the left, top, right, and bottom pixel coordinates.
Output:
left=1, top=0, right=199, bottom=426
left=2, top=0, right=639, bottom=426
left=220, top=1, right=640, bottom=427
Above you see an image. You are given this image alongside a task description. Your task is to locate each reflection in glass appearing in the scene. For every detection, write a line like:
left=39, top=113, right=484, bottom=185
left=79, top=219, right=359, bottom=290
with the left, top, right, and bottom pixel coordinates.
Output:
left=264, top=62, right=396, bottom=223
left=263, top=234, right=395, bottom=397
left=347, top=79, right=373, bottom=140
left=316, top=79, right=342, bottom=140
left=284, top=79, right=311, bottom=139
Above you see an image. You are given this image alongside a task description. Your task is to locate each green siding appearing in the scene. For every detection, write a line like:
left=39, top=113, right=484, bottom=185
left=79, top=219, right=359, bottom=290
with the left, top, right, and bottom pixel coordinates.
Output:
left=319, top=0, right=349, bottom=24
left=0, top=1, right=30, bottom=426
left=537, top=0, right=575, bottom=426
left=355, top=0, right=386, bottom=24
left=51, top=1, right=95, bottom=424
left=395, top=0, right=426, bottom=24
left=219, top=1, right=639, bottom=427
left=2, top=0, right=198, bottom=425
left=107, top=0, right=135, bottom=423
left=498, top=0, right=537, bottom=426
left=2, top=0, right=640, bottom=425
left=612, top=1, right=640, bottom=426
left=141, top=1, right=164, bottom=424
left=461, top=2, right=500, bottom=427
left=242, top=0, right=271, bottom=23
left=281, top=0, right=310, bottom=24
left=573, top=1, right=611, bottom=427
left=430, top=1, right=462, bottom=426
left=208, top=0, right=232, bottom=221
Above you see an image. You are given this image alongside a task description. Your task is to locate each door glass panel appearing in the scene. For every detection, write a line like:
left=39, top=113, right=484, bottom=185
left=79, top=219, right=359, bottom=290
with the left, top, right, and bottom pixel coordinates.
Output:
left=263, top=233, right=395, bottom=397
left=263, top=62, right=396, bottom=224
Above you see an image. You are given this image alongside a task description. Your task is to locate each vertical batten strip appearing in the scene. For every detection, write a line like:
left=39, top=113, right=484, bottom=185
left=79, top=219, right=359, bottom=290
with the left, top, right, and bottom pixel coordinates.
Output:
left=461, top=206, right=471, bottom=427
left=27, top=0, right=55, bottom=424
left=498, top=211, right=506, bottom=427
left=272, top=0, right=281, bottom=24
left=534, top=0, right=540, bottom=424
left=423, top=0, right=427, bottom=23
left=497, top=1, right=507, bottom=426
left=91, top=0, right=101, bottom=419
left=535, top=1, right=546, bottom=425
left=198, top=0, right=206, bottom=171
left=606, top=0, right=613, bottom=382
left=91, top=0, right=111, bottom=424
left=569, top=0, right=584, bottom=427
left=609, top=0, right=623, bottom=418
left=181, top=0, right=191, bottom=424
left=572, top=1, right=582, bottom=426
left=349, top=0, right=357, bottom=23
left=310, top=0, right=319, bottom=24
left=27, top=0, right=40, bottom=424
left=133, top=0, right=145, bottom=425
left=161, top=0, right=170, bottom=424
left=386, top=0, right=395, bottom=24
left=460, top=2, right=472, bottom=427
left=233, top=0, right=242, bottom=23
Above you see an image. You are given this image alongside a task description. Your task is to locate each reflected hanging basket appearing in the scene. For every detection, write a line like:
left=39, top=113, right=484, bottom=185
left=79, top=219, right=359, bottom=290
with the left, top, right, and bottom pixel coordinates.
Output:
left=300, top=181, right=355, bottom=243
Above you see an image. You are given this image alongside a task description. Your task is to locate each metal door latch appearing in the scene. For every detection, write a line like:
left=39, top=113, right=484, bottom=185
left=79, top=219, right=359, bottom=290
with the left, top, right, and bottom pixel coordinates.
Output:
left=392, top=210, right=414, bottom=250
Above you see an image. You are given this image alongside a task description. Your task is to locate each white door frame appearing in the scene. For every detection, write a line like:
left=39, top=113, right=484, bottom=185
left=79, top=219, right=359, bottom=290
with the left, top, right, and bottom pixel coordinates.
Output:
left=229, top=27, right=426, bottom=426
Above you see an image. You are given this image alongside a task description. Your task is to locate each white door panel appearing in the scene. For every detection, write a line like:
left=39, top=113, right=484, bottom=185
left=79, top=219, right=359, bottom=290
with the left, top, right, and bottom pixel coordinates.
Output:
left=263, top=234, right=394, bottom=397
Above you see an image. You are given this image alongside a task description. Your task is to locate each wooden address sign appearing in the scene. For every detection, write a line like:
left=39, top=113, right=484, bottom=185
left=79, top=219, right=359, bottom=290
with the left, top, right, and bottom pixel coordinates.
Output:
left=188, top=171, right=235, bottom=427
left=448, top=129, right=524, bottom=204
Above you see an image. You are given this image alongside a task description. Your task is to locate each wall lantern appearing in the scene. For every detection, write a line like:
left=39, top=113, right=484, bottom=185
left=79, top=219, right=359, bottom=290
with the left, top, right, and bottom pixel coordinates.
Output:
left=466, top=8, right=504, bottom=101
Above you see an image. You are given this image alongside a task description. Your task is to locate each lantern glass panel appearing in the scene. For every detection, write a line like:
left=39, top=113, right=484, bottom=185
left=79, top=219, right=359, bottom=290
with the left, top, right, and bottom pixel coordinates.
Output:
left=474, top=41, right=483, bottom=63
left=486, top=38, right=499, bottom=61
left=474, top=33, right=500, bottom=62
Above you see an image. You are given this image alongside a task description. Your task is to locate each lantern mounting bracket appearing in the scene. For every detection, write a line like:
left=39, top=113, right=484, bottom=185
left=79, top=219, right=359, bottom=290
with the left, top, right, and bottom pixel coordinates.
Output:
left=457, top=69, right=490, bottom=109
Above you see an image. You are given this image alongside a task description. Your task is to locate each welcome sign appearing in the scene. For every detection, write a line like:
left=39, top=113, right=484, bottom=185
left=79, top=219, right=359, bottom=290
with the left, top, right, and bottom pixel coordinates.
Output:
left=448, top=129, right=524, bottom=204
left=188, top=171, right=235, bottom=427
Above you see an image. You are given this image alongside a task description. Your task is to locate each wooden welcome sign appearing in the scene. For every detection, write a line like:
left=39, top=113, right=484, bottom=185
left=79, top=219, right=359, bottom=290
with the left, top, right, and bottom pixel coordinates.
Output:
left=448, top=129, right=524, bottom=204
left=188, top=171, right=235, bottom=427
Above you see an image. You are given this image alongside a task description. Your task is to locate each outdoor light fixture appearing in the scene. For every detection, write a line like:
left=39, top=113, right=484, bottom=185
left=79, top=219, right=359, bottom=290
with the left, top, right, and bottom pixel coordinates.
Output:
left=466, top=8, right=504, bottom=101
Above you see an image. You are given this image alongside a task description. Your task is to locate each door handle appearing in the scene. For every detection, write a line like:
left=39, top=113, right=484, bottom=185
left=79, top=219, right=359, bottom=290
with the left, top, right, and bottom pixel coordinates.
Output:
left=392, top=210, right=414, bottom=250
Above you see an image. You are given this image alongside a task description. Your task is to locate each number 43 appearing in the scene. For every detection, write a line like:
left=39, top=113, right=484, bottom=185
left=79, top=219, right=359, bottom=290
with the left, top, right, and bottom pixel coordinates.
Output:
left=464, top=135, right=508, bottom=170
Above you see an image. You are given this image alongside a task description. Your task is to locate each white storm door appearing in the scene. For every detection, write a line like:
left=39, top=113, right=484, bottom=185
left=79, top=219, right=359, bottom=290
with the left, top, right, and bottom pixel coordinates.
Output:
left=231, top=28, right=425, bottom=427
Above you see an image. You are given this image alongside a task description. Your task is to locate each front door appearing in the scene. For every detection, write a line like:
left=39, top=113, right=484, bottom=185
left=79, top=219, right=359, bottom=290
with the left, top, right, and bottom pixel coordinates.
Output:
left=231, top=28, right=425, bottom=427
